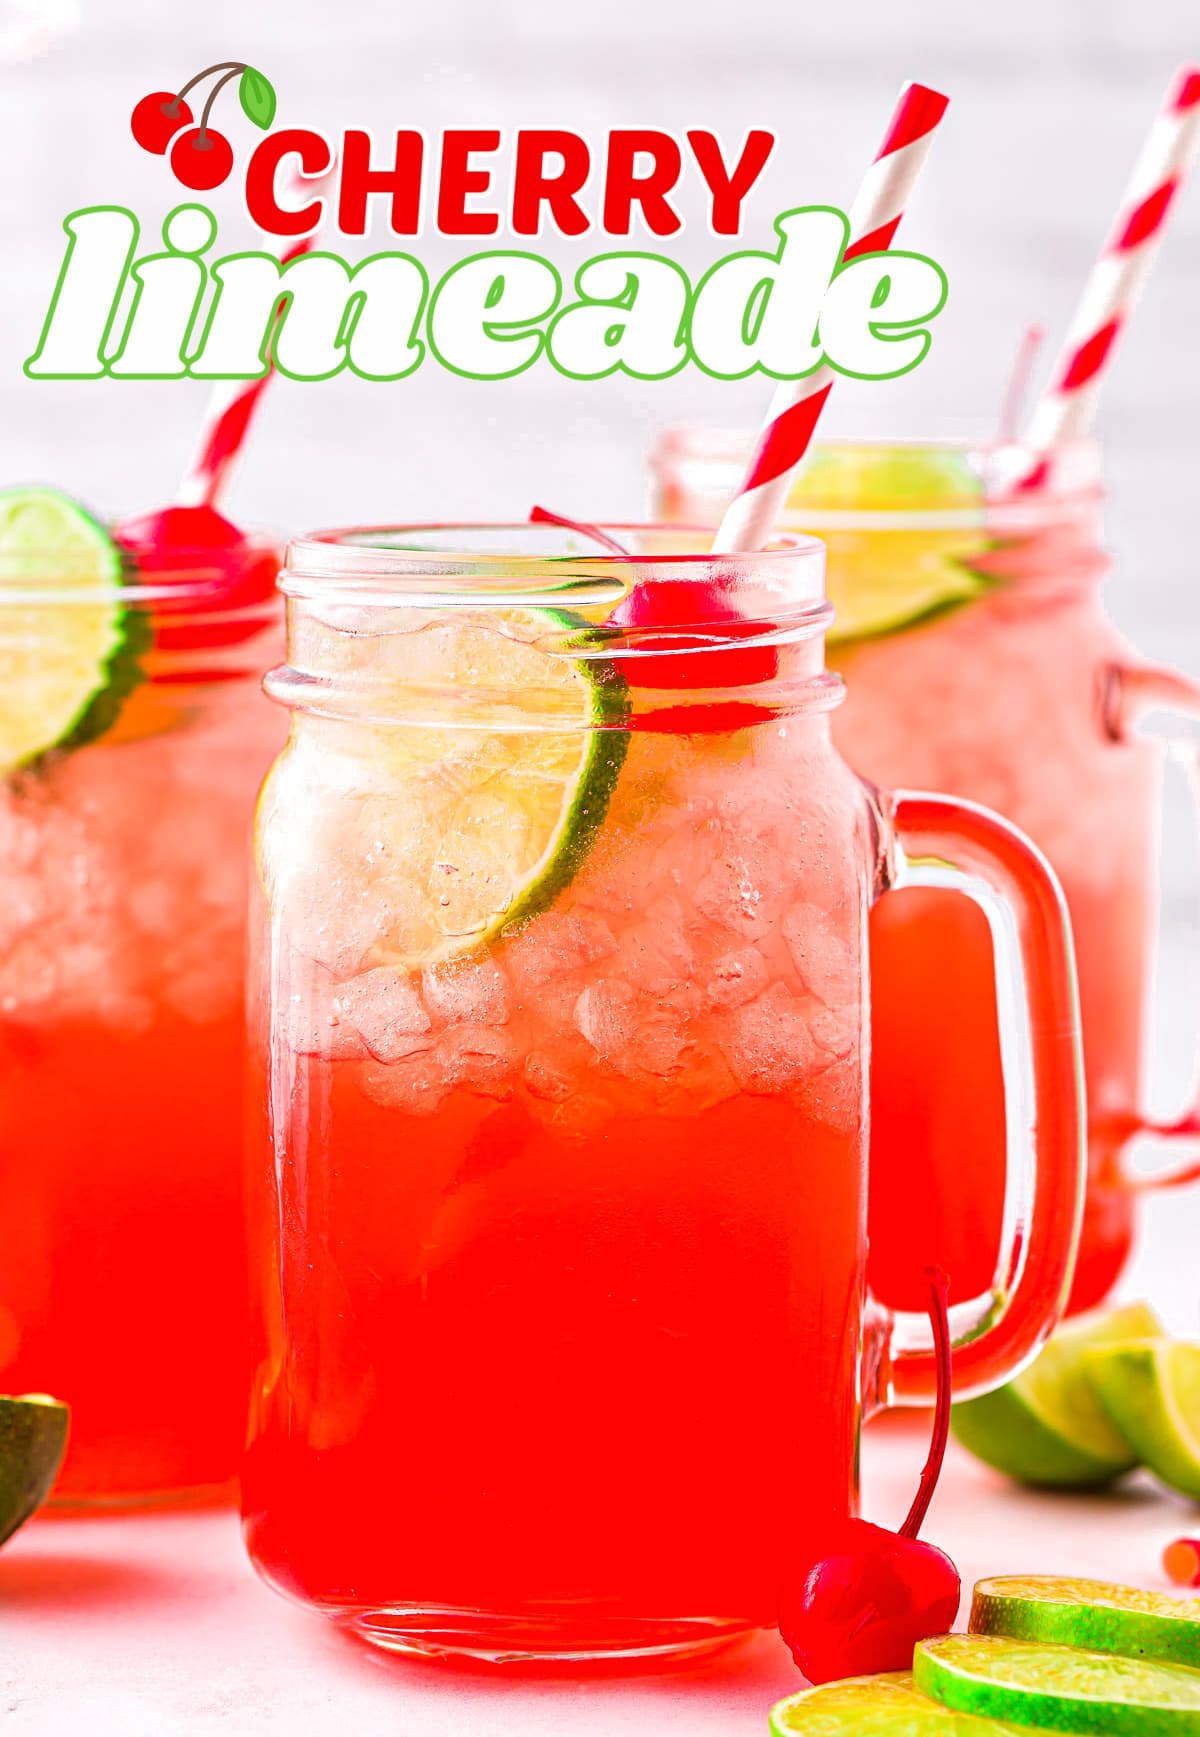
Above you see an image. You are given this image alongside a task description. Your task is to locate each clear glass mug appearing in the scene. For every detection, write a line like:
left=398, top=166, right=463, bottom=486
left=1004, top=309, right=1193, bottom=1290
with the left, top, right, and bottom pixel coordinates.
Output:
left=0, top=538, right=282, bottom=1501
left=243, top=523, right=1084, bottom=1663
left=652, top=431, right=1200, bottom=1315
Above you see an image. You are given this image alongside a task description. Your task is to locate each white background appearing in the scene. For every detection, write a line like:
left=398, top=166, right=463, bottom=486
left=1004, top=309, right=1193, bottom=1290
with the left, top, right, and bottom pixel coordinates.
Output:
left=1, top=3, right=1198, bottom=1293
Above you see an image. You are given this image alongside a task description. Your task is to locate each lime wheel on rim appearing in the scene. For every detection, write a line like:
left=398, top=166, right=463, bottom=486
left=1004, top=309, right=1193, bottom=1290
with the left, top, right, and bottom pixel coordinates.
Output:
left=0, top=488, right=143, bottom=774
left=258, top=605, right=628, bottom=969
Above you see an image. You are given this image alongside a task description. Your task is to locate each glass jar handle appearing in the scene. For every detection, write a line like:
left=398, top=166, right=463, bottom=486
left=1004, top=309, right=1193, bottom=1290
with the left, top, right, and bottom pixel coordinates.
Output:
left=1103, top=661, right=1200, bottom=1188
left=868, top=790, right=1086, bottom=1407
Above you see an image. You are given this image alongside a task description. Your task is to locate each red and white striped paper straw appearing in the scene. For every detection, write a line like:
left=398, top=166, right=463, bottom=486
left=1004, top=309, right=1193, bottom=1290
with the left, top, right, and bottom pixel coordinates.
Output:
left=176, top=173, right=331, bottom=509
left=1018, top=65, right=1200, bottom=483
left=711, top=81, right=949, bottom=554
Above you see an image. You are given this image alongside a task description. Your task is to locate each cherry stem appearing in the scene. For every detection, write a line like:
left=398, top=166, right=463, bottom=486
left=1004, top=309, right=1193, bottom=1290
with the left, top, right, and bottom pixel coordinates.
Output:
left=899, top=1265, right=951, bottom=1541
left=167, top=61, right=245, bottom=116
left=196, top=67, right=242, bottom=144
left=529, top=505, right=631, bottom=557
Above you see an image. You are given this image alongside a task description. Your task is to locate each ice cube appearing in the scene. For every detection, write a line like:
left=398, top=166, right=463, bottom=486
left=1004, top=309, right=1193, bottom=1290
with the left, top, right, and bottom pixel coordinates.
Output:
left=285, top=977, right=367, bottom=1061
left=783, top=901, right=861, bottom=1009
left=438, top=1023, right=517, bottom=1096
left=523, top=1039, right=590, bottom=1103
left=0, top=938, right=59, bottom=1013
left=503, top=910, right=618, bottom=991
left=0, top=871, right=48, bottom=951
left=287, top=869, right=396, bottom=978
left=338, top=965, right=432, bottom=1062
left=358, top=1053, right=449, bottom=1116
left=573, top=978, right=637, bottom=1060
left=422, top=957, right=510, bottom=1026
left=621, top=899, right=694, bottom=993
left=719, top=982, right=826, bottom=1093
left=704, top=947, right=770, bottom=1009
left=627, top=1004, right=690, bottom=1077
left=693, top=824, right=784, bottom=942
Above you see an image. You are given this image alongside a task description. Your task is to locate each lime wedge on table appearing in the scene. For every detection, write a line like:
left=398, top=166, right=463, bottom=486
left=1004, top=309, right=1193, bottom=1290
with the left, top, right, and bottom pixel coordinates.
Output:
left=0, top=488, right=141, bottom=774
left=260, top=606, right=628, bottom=969
left=1085, top=1341, right=1200, bottom=1502
left=0, top=1394, right=69, bottom=1546
left=785, top=445, right=991, bottom=645
left=771, top=1673, right=1029, bottom=1734
left=950, top=1302, right=1163, bottom=1488
left=915, top=1633, right=1200, bottom=1735
left=972, top=1576, right=1200, bottom=1669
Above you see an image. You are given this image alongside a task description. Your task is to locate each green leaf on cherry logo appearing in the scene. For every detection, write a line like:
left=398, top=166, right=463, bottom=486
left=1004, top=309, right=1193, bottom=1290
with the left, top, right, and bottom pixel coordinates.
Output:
left=239, top=66, right=276, bottom=130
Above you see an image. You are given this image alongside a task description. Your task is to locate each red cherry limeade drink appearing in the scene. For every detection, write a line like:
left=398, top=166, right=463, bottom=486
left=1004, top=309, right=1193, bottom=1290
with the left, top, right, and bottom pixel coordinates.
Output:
left=242, top=525, right=1083, bottom=1661
left=244, top=529, right=866, bottom=1658
left=652, top=433, right=1176, bottom=1314
left=0, top=493, right=282, bottom=1500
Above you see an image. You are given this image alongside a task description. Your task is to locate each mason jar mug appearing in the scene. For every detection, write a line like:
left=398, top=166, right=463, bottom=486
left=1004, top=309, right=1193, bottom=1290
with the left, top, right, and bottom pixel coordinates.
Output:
left=651, top=431, right=1200, bottom=1315
left=243, top=523, right=1084, bottom=1663
left=0, top=529, right=282, bottom=1501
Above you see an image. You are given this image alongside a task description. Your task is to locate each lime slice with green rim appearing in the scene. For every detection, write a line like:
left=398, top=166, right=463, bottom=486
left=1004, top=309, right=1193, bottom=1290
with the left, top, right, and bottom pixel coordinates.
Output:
left=1084, top=1341, right=1200, bottom=1502
left=972, top=1576, right=1200, bottom=1669
left=785, top=445, right=992, bottom=645
left=950, top=1301, right=1163, bottom=1488
left=0, top=487, right=142, bottom=774
left=771, top=1673, right=1030, bottom=1734
left=0, top=1394, right=69, bottom=1546
left=915, top=1633, right=1200, bottom=1735
left=260, top=605, right=628, bottom=970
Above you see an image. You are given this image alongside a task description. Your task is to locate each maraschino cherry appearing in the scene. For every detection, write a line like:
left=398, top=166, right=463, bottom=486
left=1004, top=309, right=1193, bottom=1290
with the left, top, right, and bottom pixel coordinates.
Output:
left=115, top=504, right=278, bottom=656
left=528, top=506, right=777, bottom=731
left=130, top=91, right=193, bottom=155
left=779, top=1268, right=961, bottom=1684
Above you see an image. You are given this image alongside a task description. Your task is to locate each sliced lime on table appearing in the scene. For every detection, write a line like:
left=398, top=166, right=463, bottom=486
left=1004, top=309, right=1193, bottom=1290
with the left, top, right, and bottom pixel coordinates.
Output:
left=261, top=605, right=628, bottom=968
left=786, top=445, right=992, bottom=645
left=771, top=1673, right=1029, bottom=1734
left=972, top=1576, right=1200, bottom=1670
left=0, top=1394, right=69, bottom=1546
left=915, top=1633, right=1200, bottom=1735
left=950, top=1302, right=1163, bottom=1488
left=0, top=487, right=141, bottom=774
left=1085, top=1341, right=1200, bottom=1503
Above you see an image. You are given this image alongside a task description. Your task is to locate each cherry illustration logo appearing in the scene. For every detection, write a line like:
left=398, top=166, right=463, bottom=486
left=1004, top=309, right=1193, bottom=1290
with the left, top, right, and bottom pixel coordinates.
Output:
left=130, top=61, right=277, bottom=191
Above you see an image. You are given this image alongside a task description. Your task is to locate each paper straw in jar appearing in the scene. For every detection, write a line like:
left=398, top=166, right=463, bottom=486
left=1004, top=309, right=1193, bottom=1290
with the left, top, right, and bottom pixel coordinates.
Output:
left=711, top=80, right=949, bottom=554
left=175, top=167, right=333, bottom=509
left=1018, top=65, right=1200, bottom=485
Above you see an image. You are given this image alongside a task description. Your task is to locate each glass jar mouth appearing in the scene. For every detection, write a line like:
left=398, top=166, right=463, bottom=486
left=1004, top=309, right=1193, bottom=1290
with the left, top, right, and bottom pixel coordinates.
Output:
left=274, top=523, right=839, bottom=727
left=283, top=521, right=829, bottom=616
left=0, top=533, right=280, bottom=611
left=650, top=430, right=1104, bottom=535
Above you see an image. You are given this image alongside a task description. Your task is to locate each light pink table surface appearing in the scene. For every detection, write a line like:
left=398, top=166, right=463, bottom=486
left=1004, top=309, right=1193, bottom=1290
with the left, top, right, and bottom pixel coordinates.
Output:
left=2, top=1417, right=1194, bottom=1736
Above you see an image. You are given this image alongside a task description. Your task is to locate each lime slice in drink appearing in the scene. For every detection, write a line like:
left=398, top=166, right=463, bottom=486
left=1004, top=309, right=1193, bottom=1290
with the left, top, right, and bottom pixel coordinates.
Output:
left=771, top=1674, right=1028, bottom=1734
left=972, top=1576, right=1200, bottom=1669
left=0, top=487, right=141, bottom=774
left=915, top=1633, right=1200, bottom=1735
left=785, top=445, right=991, bottom=645
left=259, top=606, right=628, bottom=970
left=0, top=1394, right=69, bottom=1546
left=949, top=1301, right=1163, bottom=1488
left=1084, top=1341, right=1200, bottom=1502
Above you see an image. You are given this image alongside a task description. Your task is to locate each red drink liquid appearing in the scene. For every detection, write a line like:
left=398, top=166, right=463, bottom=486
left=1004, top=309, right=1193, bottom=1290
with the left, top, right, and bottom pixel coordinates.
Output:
left=0, top=566, right=281, bottom=1501
left=245, top=710, right=871, bottom=1656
